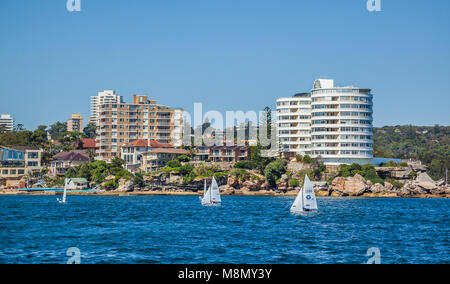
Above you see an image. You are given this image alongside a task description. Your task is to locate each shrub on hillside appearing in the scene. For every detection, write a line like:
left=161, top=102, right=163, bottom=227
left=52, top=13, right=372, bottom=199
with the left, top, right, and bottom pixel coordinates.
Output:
left=264, top=159, right=288, bottom=186
left=176, top=155, right=192, bottom=163
left=302, top=155, right=313, bottom=164
left=166, top=160, right=182, bottom=168
left=234, top=161, right=256, bottom=170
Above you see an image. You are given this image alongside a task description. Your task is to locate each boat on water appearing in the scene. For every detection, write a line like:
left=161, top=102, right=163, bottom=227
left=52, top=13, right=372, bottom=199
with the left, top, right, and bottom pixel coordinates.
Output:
left=201, top=177, right=222, bottom=207
left=290, top=175, right=319, bottom=216
left=57, top=179, right=69, bottom=204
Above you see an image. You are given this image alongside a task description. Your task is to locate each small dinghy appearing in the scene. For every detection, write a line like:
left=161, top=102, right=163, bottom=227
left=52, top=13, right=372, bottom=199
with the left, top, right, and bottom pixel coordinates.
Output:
left=201, top=177, right=222, bottom=207
left=290, top=175, right=318, bottom=216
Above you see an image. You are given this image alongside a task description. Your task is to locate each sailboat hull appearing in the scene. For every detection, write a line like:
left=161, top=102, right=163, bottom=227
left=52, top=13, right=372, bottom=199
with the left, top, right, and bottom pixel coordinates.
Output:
left=201, top=199, right=221, bottom=207
left=290, top=209, right=319, bottom=217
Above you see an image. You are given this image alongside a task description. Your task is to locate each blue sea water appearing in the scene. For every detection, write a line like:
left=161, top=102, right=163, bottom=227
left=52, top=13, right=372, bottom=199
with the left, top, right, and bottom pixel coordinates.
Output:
left=0, top=195, right=448, bottom=264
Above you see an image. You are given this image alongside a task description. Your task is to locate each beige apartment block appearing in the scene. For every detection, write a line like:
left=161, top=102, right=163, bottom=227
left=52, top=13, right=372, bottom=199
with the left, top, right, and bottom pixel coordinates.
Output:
left=67, top=113, right=84, bottom=132
left=96, top=95, right=183, bottom=161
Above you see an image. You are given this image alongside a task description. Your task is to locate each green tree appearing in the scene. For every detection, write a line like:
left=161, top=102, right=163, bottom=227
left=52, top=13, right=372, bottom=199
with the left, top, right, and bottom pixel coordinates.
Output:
left=264, top=159, right=288, bottom=186
left=133, top=173, right=146, bottom=189
left=83, top=123, right=97, bottom=139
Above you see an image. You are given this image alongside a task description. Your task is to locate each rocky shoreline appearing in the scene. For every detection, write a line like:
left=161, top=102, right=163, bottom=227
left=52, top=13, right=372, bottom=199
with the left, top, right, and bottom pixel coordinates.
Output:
left=1, top=161, right=448, bottom=199
left=1, top=172, right=448, bottom=198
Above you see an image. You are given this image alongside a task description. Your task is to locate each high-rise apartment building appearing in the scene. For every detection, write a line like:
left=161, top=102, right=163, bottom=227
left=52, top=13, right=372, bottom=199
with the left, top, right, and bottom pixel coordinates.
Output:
left=276, top=93, right=312, bottom=159
left=0, top=114, right=14, bottom=132
left=89, top=90, right=123, bottom=126
left=67, top=113, right=84, bottom=132
left=96, top=94, right=183, bottom=161
left=277, top=79, right=374, bottom=165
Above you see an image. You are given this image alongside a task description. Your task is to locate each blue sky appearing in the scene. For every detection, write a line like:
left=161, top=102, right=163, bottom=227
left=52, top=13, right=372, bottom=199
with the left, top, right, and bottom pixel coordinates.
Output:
left=0, top=0, right=449, bottom=129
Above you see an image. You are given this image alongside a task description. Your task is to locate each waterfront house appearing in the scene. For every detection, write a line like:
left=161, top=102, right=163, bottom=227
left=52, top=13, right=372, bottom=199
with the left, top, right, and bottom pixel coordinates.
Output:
left=49, top=150, right=90, bottom=177
left=142, top=148, right=189, bottom=173
left=66, top=178, right=89, bottom=190
left=193, top=145, right=249, bottom=163
left=120, top=139, right=172, bottom=172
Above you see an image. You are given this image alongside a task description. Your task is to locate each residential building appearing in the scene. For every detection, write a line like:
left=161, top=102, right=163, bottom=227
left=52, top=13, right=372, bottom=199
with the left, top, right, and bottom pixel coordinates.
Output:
left=276, top=93, right=312, bottom=159
left=0, top=114, right=14, bottom=132
left=276, top=79, right=374, bottom=165
left=193, top=146, right=250, bottom=162
left=142, top=148, right=189, bottom=173
left=66, top=178, right=89, bottom=190
left=120, top=139, right=172, bottom=172
left=67, top=113, right=84, bottom=132
left=97, top=94, right=183, bottom=161
left=89, top=90, right=123, bottom=126
left=310, top=79, right=373, bottom=164
left=0, top=146, right=43, bottom=187
left=49, top=150, right=90, bottom=177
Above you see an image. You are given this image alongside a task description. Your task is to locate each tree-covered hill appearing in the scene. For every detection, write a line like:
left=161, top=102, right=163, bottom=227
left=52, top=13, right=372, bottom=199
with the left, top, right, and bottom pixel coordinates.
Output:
left=373, top=125, right=449, bottom=180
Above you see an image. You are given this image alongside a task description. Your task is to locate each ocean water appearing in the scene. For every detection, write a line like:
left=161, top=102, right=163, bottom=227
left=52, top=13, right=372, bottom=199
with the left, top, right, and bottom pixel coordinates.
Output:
left=0, top=195, right=448, bottom=264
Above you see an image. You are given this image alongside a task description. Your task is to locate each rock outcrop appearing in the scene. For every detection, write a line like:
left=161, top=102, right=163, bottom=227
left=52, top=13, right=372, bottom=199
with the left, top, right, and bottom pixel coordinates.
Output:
left=330, top=174, right=371, bottom=196
left=328, top=173, right=449, bottom=198
left=375, top=167, right=412, bottom=180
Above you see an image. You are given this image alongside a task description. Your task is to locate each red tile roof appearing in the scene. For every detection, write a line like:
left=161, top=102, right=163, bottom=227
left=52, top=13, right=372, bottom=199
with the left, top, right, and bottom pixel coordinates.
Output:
left=81, top=139, right=99, bottom=149
left=121, top=139, right=149, bottom=148
left=150, top=140, right=173, bottom=148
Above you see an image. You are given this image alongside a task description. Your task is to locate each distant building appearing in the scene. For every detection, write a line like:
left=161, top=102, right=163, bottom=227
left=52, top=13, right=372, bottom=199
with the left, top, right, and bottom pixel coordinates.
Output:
left=49, top=150, right=90, bottom=177
left=0, top=146, right=43, bottom=187
left=276, top=79, right=374, bottom=165
left=67, top=113, right=84, bottom=132
left=193, top=146, right=250, bottom=163
left=89, top=90, right=123, bottom=126
left=142, top=148, right=189, bottom=173
left=0, top=114, right=14, bottom=132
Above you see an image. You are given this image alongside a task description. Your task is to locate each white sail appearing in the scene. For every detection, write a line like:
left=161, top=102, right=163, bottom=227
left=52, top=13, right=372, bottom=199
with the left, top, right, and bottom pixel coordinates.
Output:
left=210, top=176, right=221, bottom=203
left=58, top=178, right=69, bottom=204
left=62, top=179, right=68, bottom=203
left=290, top=175, right=318, bottom=214
left=290, top=187, right=304, bottom=214
left=201, top=177, right=221, bottom=206
left=302, top=175, right=318, bottom=211
left=203, top=185, right=212, bottom=204
left=203, top=180, right=207, bottom=198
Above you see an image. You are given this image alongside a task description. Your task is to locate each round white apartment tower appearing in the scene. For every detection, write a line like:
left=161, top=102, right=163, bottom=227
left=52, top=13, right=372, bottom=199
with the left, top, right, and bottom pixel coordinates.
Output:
left=310, top=79, right=373, bottom=165
left=276, top=93, right=312, bottom=158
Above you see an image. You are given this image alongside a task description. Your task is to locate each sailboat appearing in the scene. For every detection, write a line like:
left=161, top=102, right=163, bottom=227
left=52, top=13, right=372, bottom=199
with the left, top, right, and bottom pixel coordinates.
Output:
left=290, top=175, right=318, bottom=216
left=57, top=178, right=69, bottom=204
left=201, top=176, right=222, bottom=207
left=199, top=180, right=207, bottom=200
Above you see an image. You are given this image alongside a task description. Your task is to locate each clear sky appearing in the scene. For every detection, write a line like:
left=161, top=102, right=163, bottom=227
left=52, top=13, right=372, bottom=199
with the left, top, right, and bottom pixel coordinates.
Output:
left=0, top=0, right=449, bottom=130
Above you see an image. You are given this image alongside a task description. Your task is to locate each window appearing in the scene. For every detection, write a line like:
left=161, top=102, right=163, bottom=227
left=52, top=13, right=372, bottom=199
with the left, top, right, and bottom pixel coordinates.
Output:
left=28, top=152, right=39, bottom=159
